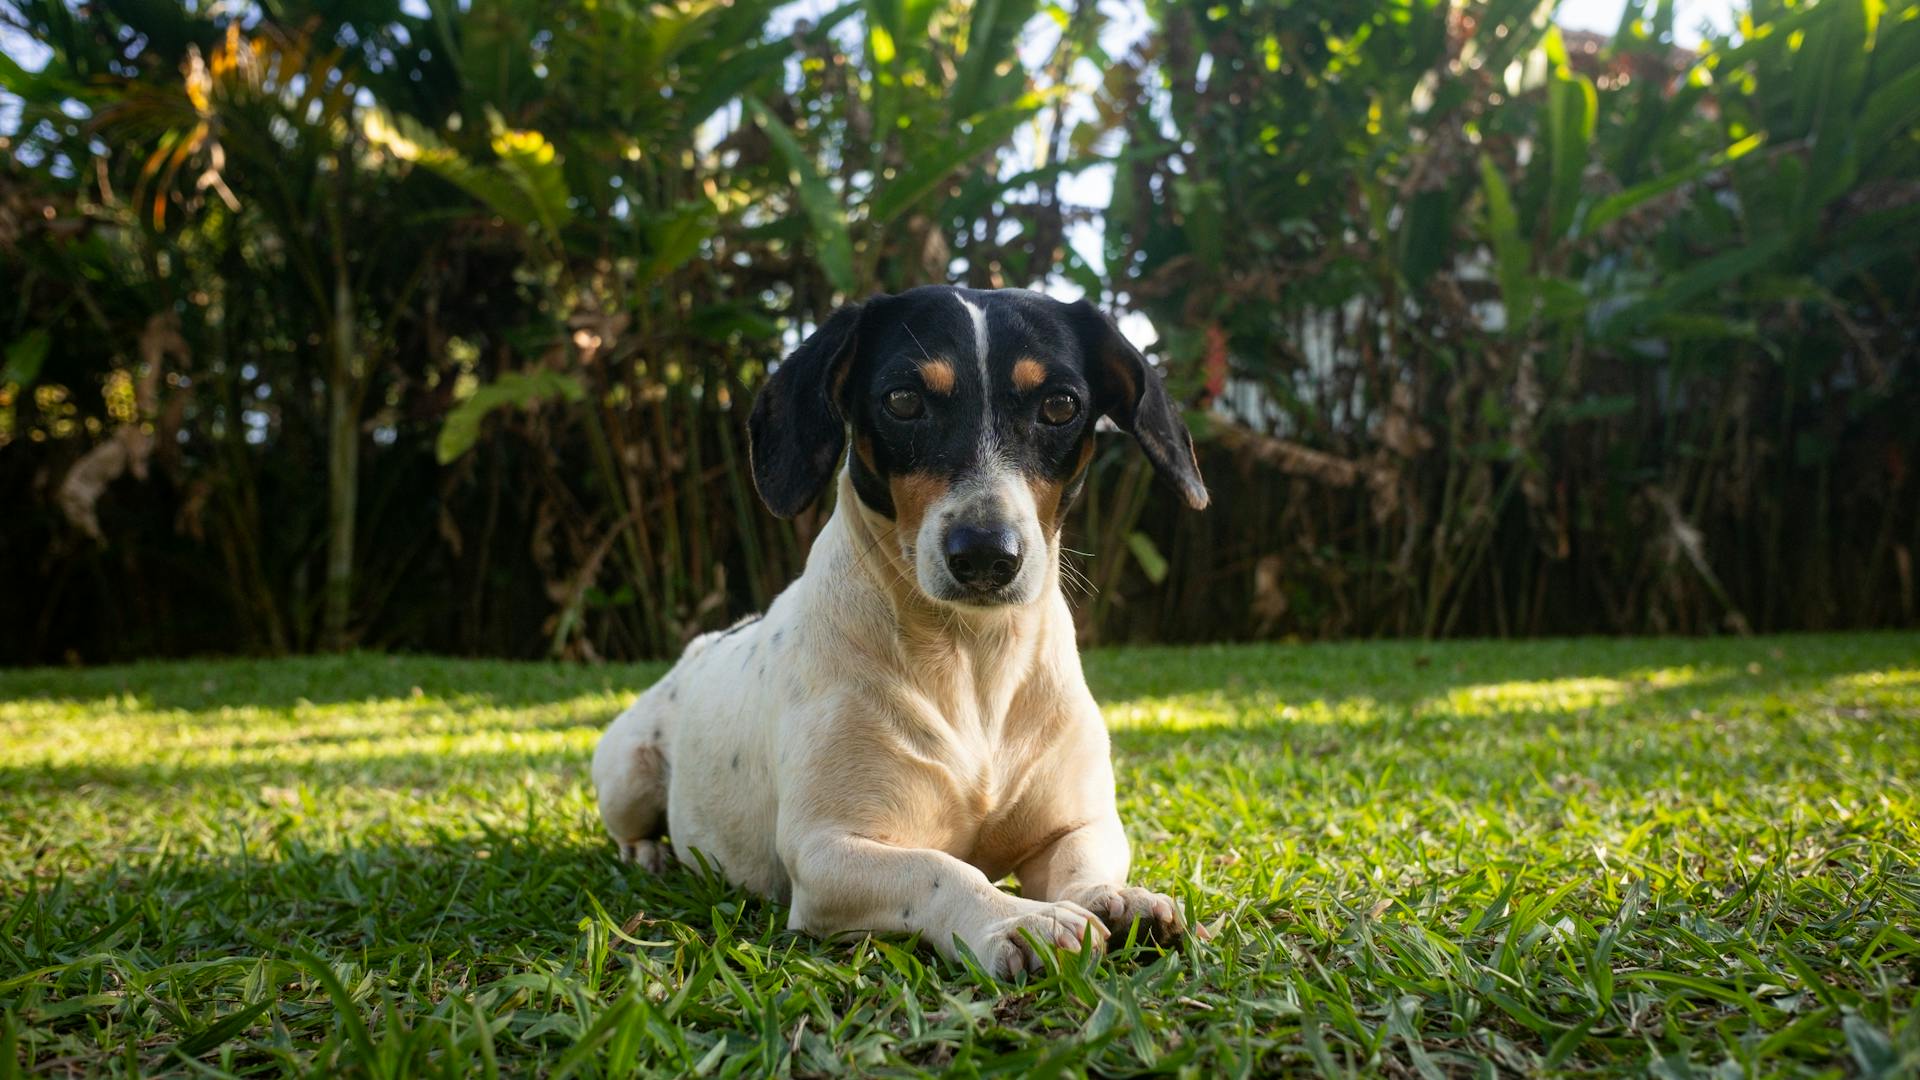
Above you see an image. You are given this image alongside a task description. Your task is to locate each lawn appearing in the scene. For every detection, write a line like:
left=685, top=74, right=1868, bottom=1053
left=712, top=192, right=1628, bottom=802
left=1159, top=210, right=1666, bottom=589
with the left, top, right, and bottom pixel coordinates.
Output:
left=2, top=635, right=1918, bottom=1077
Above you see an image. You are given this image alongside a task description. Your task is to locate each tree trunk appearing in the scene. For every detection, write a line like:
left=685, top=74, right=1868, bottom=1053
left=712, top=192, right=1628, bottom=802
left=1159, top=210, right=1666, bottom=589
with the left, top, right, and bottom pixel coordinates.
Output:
left=323, top=152, right=359, bottom=651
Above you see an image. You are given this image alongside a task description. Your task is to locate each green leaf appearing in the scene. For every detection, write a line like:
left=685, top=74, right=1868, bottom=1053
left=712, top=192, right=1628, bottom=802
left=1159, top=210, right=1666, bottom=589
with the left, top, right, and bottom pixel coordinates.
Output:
left=689, top=303, right=779, bottom=342
left=1397, top=188, right=1454, bottom=287
left=0, top=1010, right=18, bottom=1080
left=1174, top=177, right=1226, bottom=271
left=551, top=993, right=644, bottom=1080
left=745, top=96, right=856, bottom=294
left=487, top=110, right=574, bottom=237
left=363, top=108, right=572, bottom=238
left=174, top=997, right=276, bottom=1060
left=868, top=22, right=897, bottom=65
left=1479, top=154, right=1533, bottom=330
left=867, top=93, right=1048, bottom=226
left=286, top=950, right=376, bottom=1069
left=364, top=111, right=532, bottom=228
left=437, top=370, right=587, bottom=465
left=0, top=48, right=83, bottom=102
left=1537, top=278, right=1586, bottom=324
left=1603, top=235, right=1791, bottom=334
left=1856, top=63, right=1920, bottom=164
left=1842, top=1015, right=1898, bottom=1078
left=1546, top=71, right=1597, bottom=239
left=1544, top=1019, right=1594, bottom=1069
left=684, top=40, right=797, bottom=128
left=2, top=330, right=50, bottom=387
left=1126, top=532, right=1168, bottom=585
left=1583, top=134, right=1764, bottom=237
left=641, top=202, right=718, bottom=285
left=1790, top=0, right=1867, bottom=141
left=1643, top=313, right=1763, bottom=342
left=950, top=0, right=1006, bottom=117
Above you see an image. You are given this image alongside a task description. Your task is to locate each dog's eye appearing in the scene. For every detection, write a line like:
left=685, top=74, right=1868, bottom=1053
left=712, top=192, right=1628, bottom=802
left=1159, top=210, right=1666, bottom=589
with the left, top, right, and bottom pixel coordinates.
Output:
left=1039, top=393, right=1080, bottom=426
left=884, top=388, right=925, bottom=420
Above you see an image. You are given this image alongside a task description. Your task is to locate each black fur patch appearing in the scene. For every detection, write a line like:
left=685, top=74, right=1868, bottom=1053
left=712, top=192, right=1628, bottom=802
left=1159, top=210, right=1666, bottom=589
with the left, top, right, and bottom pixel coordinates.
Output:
left=747, top=287, right=1207, bottom=520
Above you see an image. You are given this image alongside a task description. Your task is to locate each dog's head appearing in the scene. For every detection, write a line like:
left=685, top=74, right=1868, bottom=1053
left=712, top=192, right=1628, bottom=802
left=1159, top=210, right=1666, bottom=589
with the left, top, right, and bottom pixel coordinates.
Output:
left=749, top=286, right=1207, bottom=608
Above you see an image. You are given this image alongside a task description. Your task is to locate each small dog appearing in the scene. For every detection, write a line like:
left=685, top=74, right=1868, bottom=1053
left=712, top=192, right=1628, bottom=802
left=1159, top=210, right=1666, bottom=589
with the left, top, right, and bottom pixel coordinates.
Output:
left=592, top=286, right=1209, bottom=978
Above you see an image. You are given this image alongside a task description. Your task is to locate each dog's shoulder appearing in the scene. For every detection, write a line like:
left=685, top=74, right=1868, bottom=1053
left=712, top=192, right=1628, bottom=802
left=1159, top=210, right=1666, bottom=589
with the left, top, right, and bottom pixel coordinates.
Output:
left=681, top=611, right=765, bottom=660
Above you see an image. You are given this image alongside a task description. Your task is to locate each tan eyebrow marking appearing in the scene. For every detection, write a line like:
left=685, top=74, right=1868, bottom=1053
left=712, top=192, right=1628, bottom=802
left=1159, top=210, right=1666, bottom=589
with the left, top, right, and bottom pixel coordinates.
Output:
left=918, top=358, right=956, bottom=395
left=1012, top=358, right=1047, bottom=392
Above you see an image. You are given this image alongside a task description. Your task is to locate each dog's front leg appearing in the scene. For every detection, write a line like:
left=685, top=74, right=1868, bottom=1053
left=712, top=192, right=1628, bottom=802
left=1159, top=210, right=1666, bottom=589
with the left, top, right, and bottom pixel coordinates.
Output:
left=782, top=831, right=1108, bottom=979
left=1016, top=814, right=1195, bottom=943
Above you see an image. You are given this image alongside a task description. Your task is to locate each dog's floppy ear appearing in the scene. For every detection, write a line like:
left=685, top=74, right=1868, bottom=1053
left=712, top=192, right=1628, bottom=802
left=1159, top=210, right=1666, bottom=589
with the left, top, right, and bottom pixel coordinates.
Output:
left=750, top=302, right=865, bottom=518
left=1069, top=300, right=1209, bottom=510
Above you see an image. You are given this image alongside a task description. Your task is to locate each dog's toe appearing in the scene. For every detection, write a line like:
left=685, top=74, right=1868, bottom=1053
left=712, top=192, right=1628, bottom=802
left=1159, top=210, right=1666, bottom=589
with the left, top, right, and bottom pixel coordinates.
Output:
left=971, top=900, right=1108, bottom=979
left=616, top=838, right=668, bottom=873
left=1075, top=885, right=1194, bottom=943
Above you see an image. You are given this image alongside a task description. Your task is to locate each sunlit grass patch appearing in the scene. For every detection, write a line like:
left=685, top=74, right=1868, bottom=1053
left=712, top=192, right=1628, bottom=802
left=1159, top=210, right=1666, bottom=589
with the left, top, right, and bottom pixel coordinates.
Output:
left=2, top=634, right=1918, bottom=1076
left=0, top=692, right=620, bottom=773
left=1840, top=667, right=1920, bottom=686
left=1105, top=690, right=1387, bottom=732
left=1427, top=674, right=1636, bottom=716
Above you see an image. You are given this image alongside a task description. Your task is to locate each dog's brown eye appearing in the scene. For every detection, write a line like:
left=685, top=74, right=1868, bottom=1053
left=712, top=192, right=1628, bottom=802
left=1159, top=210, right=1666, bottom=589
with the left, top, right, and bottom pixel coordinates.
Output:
left=884, top=389, right=925, bottom=420
left=1039, top=393, right=1079, bottom=426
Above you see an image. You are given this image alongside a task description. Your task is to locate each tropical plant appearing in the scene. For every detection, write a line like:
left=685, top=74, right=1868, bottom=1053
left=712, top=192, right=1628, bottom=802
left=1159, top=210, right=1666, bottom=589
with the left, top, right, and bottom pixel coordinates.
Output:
left=0, top=0, right=1096, bottom=661
left=1092, top=0, right=1918, bottom=641
left=3, top=0, right=1914, bottom=662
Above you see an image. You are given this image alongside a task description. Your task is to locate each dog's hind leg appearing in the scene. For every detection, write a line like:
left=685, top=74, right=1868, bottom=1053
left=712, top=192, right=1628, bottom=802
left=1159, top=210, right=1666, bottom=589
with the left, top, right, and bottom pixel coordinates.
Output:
left=592, top=697, right=672, bottom=872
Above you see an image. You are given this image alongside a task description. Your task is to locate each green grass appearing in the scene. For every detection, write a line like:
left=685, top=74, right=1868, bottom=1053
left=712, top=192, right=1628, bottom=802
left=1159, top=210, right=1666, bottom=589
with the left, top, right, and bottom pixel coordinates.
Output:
left=3, top=634, right=1918, bottom=1077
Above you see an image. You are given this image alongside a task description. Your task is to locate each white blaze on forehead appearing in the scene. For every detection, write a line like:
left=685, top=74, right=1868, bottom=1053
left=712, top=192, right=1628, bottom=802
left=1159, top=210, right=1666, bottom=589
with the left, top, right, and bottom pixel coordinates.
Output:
left=954, top=293, right=990, bottom=388
left=955, top=292, right=995, bottom=448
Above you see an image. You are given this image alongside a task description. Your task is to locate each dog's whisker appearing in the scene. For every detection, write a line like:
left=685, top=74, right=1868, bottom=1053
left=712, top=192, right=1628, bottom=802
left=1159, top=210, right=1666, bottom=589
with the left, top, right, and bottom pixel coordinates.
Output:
left=1055, top=547, right=1099, bottom=600
left=902, top=321, right=933, bottom=362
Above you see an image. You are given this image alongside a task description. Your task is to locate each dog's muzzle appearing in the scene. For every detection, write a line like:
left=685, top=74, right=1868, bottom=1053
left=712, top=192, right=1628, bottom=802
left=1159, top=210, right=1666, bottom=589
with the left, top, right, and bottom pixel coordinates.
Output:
left=942, top=524, right=1022, bottom=594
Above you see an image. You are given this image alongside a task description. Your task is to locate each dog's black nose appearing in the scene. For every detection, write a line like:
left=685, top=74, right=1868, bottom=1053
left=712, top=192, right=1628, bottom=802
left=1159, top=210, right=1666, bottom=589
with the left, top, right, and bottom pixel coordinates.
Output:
left=943, top=525, right=1022, bottom=592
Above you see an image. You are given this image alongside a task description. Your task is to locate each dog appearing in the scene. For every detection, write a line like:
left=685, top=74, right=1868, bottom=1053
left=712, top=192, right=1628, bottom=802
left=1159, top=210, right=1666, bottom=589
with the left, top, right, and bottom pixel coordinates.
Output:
left=592, top=285, right=1209, bottom=978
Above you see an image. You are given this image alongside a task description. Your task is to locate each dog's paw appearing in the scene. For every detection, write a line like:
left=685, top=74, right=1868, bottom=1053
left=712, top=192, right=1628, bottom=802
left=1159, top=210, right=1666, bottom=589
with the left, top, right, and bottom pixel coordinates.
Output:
left=1068, top=884, right=1199, bottom=943
left=967, top=900, right=1109, bottom=979
left=616, top=838, right=669, bottom=873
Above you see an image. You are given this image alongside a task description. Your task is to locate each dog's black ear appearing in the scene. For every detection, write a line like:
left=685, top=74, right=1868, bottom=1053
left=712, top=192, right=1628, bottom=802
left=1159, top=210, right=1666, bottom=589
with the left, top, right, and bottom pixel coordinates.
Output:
left=1069, top=300, right=1209, bottom=510
left=750, top=302, right=865, bottom=518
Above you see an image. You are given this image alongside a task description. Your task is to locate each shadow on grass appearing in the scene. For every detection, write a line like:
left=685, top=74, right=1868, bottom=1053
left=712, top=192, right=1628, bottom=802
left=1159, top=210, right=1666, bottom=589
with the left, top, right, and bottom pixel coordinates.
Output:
left=1084, top=630, right=1919, bottom=708
left=9, top=830, right=777, bottom=977
left=4, top=632, right=1912, bottom=715
left=6, top=633, right=1913, bottom=801
left=0, top=745, right=599, bottom=796
left=1099, top=634, right=1909, bottom=747
left=0, top=652, right=669, bottom=711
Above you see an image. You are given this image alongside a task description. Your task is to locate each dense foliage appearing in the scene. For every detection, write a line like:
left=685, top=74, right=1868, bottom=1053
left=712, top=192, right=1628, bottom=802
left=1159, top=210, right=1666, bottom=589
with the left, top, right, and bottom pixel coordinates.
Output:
left=1101, top=0, right=1920, bottom=640
left=1, top=0, right=1090, bottom=659
left=2, top=0, right=1915, bottom=661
